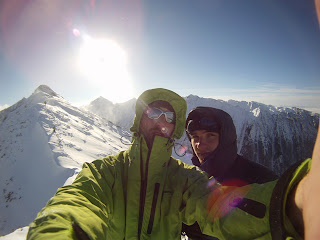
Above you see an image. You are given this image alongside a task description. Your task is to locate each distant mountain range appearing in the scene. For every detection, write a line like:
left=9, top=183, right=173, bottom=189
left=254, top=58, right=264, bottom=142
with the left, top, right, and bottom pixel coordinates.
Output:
left=84, top=92, right=319, bottom=176
left=0, top=85, right=318, bottom=237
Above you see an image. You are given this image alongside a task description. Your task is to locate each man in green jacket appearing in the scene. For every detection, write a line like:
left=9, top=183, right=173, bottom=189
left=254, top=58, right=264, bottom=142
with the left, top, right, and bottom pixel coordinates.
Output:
left=27, top=88, right=280, bottom=239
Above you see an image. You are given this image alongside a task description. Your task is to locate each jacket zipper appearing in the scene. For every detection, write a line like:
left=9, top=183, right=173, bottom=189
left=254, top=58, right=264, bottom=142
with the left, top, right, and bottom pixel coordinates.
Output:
left=138, top=143, right=151, bottom=239
left=147, top=183, right=160, bottom=234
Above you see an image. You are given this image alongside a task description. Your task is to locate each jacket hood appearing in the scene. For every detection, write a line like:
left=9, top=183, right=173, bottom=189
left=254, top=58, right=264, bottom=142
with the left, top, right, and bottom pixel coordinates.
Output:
left=186, top=107, right=238, bottom=178
left=130, top=88, right=187, bottom=140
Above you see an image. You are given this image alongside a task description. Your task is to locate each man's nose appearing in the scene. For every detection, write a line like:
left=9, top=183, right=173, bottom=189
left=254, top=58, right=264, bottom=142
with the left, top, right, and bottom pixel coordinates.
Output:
left=196, top=138, right=208, bottom=148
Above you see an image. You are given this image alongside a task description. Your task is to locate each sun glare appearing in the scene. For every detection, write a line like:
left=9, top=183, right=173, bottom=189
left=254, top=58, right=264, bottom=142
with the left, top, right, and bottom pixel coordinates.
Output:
left=78, top=36, right=133, bottom=102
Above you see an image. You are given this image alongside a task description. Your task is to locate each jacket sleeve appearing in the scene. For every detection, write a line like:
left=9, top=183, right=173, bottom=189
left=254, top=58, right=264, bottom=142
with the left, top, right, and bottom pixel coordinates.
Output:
left=181, top=167, right=277, bottom=240
left=269, top=158, right=311, bottom=240
left=27, top=158, right=117, bottom=240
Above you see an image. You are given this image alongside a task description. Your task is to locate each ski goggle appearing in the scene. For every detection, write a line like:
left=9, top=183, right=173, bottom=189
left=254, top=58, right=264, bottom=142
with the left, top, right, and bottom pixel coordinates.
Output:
left=145, top=107, right=175, bottom=123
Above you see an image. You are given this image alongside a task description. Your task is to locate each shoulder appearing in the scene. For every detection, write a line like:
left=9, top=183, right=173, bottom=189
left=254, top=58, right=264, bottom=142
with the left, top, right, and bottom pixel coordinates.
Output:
left=166, top=157, right=210, bottom=196
left=232, top=155, right=278, bottom=183
left=82, top=151, right=128, bottom=173
left=75, top=151, right=129, bottom=185
left=168, top=156, right=209, bottom=180
left=169, top=156, right=202, bottom=170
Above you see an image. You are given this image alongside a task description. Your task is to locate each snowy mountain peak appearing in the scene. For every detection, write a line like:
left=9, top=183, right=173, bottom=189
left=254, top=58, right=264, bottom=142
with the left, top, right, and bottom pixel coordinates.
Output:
left=186, top=94, right=199, bottom=99
left=27, top=85, right=65, bottom=107
left=83, top=97, right=137, bottom=131
left=32, top=85, right=58, bottom=97
left=91, top=96, right=113, bottom=106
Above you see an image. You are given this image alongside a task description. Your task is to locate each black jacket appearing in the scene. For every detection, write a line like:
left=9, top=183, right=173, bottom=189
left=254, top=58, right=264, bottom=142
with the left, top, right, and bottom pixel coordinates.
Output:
left=183, top=107, right=278, bottom=240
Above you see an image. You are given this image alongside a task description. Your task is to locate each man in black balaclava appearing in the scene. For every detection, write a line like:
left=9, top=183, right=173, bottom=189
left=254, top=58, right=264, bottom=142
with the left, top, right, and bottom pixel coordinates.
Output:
left=182, top=106, right=278, bottom=240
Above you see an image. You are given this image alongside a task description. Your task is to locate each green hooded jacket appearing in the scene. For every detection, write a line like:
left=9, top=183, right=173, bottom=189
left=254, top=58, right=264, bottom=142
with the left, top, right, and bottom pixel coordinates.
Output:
left=27, top=88, right=280, bottom=240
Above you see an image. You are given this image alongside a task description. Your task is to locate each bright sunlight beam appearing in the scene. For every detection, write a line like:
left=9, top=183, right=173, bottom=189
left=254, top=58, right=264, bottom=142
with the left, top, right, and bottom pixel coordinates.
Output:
left=78, top=35, right=133, bottom=103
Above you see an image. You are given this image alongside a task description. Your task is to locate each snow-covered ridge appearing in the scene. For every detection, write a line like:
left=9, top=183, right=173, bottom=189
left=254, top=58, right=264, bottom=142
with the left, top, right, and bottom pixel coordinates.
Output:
left=0, top=85, right=131, bottom=236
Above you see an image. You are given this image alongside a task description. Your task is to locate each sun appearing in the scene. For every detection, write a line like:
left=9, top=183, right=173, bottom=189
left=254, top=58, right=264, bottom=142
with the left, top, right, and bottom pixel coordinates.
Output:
left=78, top=36, right=134, bottom=102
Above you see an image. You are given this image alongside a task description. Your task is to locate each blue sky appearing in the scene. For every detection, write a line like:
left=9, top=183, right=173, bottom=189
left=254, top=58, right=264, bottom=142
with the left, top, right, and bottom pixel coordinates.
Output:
left=1, top=0, right=320, bottom=113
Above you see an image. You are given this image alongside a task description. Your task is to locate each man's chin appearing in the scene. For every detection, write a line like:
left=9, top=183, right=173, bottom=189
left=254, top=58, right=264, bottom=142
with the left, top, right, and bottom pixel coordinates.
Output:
left=198, top=153, right=209, bottom=161
left=151, top=129, right=169, bottom=137
left=154, top=133, right=168, bottom=138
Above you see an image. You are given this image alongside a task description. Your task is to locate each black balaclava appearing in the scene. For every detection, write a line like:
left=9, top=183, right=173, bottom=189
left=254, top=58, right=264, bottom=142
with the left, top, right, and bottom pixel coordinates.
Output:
left=186, top=107, right=238, bottom=179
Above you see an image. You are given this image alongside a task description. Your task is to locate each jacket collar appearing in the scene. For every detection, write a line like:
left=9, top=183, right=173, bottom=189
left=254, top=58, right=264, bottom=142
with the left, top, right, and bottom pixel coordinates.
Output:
left=128, top=134, right=174, bottom=180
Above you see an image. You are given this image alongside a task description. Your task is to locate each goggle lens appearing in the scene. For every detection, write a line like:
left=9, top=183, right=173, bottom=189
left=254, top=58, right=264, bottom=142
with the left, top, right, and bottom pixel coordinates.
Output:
left=146, top=107, right=175, bottom=123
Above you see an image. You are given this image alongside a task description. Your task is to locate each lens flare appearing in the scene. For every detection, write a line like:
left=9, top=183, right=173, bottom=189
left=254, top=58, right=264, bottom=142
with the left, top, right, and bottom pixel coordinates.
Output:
left=176, top=144, right=188, bottom=156
left=221, top=179, right=249, bottom=187
left=161, top=127, right=168, bottom=134
left=72, top=28, right=81, bottom=37
left=206, top=183, right=250, bottom=221
left=207, top=178, right=218, bottom=188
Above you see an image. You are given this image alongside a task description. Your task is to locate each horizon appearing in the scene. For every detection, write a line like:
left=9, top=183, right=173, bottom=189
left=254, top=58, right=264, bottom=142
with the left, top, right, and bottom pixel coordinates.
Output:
left=1, top=0, right=320, bottom=113
left=0, top=84, right=319, bottom=115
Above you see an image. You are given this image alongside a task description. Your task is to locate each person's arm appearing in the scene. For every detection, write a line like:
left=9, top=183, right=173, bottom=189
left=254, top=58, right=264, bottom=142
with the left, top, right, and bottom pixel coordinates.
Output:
left=289, top=121, right=320, bottom=239
left=182, top=167, right=277, bottom=240
left=300, top=1, right=320, bottom=237
left=27, top=158, right=117, bottom=239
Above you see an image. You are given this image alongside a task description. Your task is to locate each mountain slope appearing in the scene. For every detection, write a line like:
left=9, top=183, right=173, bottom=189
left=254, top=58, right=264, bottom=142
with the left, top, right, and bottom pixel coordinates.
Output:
left=0, top=85, right=130, bottom=236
